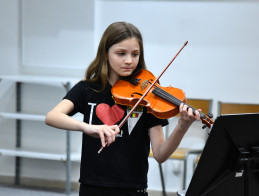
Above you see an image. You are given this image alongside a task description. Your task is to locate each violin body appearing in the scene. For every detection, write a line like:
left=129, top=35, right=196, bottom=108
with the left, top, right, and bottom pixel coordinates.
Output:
left=112, top=69, right=213, bottom=128
left=112, top=69, right=186, bottom=119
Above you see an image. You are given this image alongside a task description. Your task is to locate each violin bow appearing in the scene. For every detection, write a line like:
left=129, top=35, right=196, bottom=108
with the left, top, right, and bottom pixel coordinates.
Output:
left=98, top=41, right=188, bottom=153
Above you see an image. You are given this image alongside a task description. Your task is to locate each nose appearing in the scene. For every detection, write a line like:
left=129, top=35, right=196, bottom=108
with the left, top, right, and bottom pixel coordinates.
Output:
left=125, top=54, right=133, bottom=64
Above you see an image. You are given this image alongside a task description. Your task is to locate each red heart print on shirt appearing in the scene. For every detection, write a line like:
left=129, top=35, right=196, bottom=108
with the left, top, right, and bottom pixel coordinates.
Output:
left=96, top=104, right=125, bottom=126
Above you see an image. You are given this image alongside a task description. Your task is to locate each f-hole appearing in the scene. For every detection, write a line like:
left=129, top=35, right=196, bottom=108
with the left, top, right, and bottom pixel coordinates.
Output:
left=131, top=92, right=143, bottom=97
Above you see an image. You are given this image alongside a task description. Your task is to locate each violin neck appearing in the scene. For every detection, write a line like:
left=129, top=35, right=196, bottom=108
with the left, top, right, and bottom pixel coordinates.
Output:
left=152, top=87, right=205, bottom=118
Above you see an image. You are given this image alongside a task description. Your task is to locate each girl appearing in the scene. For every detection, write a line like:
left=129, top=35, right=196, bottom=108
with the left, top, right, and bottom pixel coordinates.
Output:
left=45, top=21, right=200, bottom=196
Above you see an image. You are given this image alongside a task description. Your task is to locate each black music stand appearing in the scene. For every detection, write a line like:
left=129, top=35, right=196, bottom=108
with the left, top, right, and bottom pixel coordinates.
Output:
left=177, top=113, right=259, bottom=196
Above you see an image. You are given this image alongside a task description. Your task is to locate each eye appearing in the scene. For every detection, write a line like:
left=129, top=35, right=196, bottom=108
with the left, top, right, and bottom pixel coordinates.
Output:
left=133, top=53, right=139, bottom=57
left=117, top=52, right=124, bottom=56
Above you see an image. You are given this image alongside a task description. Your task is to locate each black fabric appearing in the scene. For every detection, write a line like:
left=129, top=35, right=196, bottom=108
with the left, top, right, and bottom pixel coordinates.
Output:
left=79, top=184, right=148, bottom=196
left=64, top=81, right=168, bottom=189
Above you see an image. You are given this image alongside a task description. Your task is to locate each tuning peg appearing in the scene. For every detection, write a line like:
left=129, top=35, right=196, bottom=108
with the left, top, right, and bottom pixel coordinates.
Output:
left=207, top=112, right=213, bottom=118
left=202, top=124, right=208, bottom=129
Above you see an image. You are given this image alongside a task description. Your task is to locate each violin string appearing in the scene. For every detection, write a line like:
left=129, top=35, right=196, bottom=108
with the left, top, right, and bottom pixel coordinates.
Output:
left=153, top=86, right=204, bottom=117
left=153, top=87, right=183, bottom=106
left=151, top=83, right=182, bottom=106
left=155, top=87, right=195, bottom=109
left=151, top=86, right=213, bottom=128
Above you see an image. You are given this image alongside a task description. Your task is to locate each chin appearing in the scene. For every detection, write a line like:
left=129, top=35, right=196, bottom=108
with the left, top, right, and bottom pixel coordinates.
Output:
left=120, top=71, right=133, bottom=77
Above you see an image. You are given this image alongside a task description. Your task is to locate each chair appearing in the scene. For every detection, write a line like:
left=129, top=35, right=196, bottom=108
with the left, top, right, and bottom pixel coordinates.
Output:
left=218, top=101, right=259, bottom=115
left=150, top=98, right=213, bottom=195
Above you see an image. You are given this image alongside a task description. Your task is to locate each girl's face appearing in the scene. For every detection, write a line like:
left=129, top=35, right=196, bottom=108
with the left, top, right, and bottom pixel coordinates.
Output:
left=107, top=37, right=140, bottom=85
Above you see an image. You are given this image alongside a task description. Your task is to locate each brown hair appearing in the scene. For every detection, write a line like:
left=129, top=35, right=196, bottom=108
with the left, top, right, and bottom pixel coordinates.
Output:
left=85, top=22, right=146, bottom=91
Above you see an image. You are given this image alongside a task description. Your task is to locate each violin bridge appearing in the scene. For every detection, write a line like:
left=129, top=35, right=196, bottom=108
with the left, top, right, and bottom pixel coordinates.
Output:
left=141, top=80, right=149, bottom=91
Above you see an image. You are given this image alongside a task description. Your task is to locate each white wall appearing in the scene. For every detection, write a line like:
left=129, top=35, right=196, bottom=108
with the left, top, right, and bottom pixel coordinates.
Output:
left=0, top=0, right=20, bottom=74
left=1, top=0, right=259, bottom=193
left=21, top=0, right=95, bottom=77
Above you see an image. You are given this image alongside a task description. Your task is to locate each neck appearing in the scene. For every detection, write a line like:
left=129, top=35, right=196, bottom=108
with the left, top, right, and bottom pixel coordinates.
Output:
left=108, top=73, right=120, bottom=86
left=108, top=77, right=120, bottom=86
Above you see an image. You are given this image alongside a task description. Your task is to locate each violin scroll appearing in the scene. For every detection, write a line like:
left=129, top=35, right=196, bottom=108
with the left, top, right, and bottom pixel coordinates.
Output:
left=201, top=112, right=214, bottom=129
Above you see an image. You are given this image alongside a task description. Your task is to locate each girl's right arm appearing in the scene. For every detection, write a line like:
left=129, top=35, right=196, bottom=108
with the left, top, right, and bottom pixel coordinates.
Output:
left=45, top=99, right=120, bottom=147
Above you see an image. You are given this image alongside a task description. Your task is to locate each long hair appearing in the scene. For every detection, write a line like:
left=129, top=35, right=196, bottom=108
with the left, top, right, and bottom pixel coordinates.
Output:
left=85, top=22, right=146, bottom=91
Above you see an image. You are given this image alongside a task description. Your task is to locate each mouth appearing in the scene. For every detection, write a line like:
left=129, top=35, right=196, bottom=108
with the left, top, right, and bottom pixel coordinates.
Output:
left=122, top=67, right=133, bottom=71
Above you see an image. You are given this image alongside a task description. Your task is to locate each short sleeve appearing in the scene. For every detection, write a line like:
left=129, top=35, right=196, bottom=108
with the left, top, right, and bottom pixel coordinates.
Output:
left=145, top=112, right=169, bottom=130
left=63, top=81, right=87, bottom=116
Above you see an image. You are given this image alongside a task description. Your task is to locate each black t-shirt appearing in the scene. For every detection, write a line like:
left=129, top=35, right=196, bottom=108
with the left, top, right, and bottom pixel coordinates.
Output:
left=64, top=81, right=168, bottom=189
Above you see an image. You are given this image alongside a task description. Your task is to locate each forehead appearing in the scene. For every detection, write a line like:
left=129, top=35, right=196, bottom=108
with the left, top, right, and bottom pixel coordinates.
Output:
left=111, top=37, right=140, bottom=50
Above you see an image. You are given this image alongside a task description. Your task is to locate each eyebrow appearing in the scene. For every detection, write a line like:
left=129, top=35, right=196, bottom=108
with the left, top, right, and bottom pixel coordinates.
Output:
left=114, top=47, right=140, bottom=52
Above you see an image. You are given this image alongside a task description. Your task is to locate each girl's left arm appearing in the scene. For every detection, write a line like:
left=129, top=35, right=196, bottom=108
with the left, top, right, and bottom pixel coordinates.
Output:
left=149, top=103, right=200, bottom=163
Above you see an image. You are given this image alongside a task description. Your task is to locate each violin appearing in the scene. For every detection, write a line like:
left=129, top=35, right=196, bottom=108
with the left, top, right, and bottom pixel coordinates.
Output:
left=112, top=69, right=214, bottom=129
